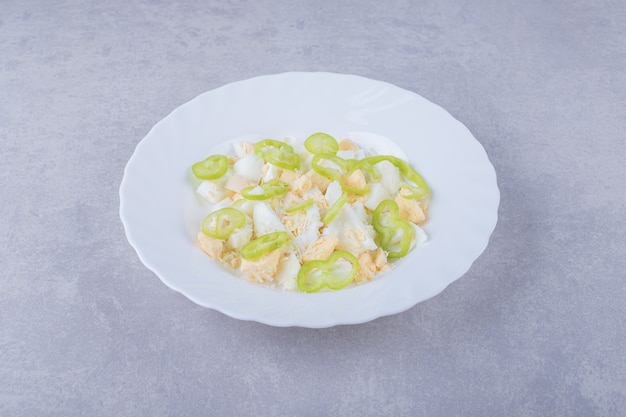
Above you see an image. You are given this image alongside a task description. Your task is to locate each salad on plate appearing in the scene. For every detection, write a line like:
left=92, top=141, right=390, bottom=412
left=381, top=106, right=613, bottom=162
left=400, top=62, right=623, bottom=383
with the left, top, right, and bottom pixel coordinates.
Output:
left=190, top=132, right=430, bottom=293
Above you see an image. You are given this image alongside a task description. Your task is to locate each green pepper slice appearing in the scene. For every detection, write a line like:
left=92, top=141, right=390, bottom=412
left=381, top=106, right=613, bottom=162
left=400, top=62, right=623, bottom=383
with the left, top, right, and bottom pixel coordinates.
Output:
left=372, top=199, right=415, bottom=259
left=402, top=167, right=430, bottom=199
left=311, top=153, right=349, bottom=181
left=241, top=179, right=289, bottom=200
left=324, top=159, right=372, bottom=195
left=323, top=194, right=347, bottom=224
left=192, top=154, right=229, bottom=180
left=297, top=250, right=359, bottom=293
left=362, top=155, right=430, bottom=199
left=201, top=207, right=247, bottom=240
left=339, top=181, right=370, bottom=195
left=311, top=155, right=376, bottom=194
left=254, top=139, right=300, bottom=171
left=285, top=198, right=315, bottom=213
left=339, top=169, right=370, bottom=195
left=241, top=231, right=289, bottom=260
left=304, top=132, right=339, bottom=155
left=348, top=158, right=381, bottom=182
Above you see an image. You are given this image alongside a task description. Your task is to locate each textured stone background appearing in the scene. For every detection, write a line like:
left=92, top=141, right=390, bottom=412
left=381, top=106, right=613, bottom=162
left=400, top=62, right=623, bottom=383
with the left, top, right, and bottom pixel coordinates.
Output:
left=1, top=0, right=625, bottom=416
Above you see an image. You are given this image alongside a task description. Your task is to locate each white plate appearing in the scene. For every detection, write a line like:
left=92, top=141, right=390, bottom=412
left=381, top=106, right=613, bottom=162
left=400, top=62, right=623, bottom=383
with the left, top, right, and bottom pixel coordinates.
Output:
left=119, top=72, right=499, bottom=328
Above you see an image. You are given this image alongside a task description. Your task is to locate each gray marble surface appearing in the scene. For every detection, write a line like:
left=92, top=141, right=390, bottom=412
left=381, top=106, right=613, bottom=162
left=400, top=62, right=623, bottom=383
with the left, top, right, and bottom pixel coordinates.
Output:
left=2, top=0, right=625, bottom=416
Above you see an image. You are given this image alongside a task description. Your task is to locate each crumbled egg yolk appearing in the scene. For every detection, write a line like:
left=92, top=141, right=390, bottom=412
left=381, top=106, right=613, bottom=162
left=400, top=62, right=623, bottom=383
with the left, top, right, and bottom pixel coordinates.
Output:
left=302, top=236, right=339, bottom=262
left=240, top=249, right=282, bottom=283
left=305, top=170, right=331, bottom=194
left=342, top=169, right=367, bottom=191
left=395, top=187, right=427, bottom=225
left=197, top=232, right=223, bottom=261
left=339, top=138, right=359, bottom=151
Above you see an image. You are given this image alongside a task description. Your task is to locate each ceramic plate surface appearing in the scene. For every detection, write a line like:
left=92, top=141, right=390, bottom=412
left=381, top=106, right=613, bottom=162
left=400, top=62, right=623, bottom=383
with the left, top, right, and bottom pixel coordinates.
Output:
left=119, top=72, right=499, bottom=328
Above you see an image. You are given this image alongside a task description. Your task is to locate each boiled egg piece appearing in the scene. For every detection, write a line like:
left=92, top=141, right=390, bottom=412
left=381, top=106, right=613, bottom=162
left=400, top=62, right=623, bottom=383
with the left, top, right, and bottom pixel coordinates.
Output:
left=234, top=154, right=264, bottom=182
left=323, top=204, right=377, bottom=255
left=252, top=202, right=286, bottom=236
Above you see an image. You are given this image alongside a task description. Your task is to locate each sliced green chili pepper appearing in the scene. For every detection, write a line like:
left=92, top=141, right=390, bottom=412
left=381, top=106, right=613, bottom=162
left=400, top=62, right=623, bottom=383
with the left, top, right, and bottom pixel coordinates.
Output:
left=402, top=166, right=430, bottom=199
left=297, top=250, right=359, bottom=292
left=241, top=179, right=289, bottom=200
left=398, top=183, right=422, bottom=200
left=332, top=159, right=375, bottom=195
left=323, top=194, right=347, bottom=223
left=362, top=155, right=430, bottom=199
left=191, top=154, right=229, bottom=180
left=339, top=182, right=369, bottom=195
left=311, top=153, right=349, bottom=181
left=372, top=200, right=415, bottom=259
left=348, top=158, right=381, bottom=181
left=285, top=198, right=314, bottom=213
left=201, top=207, right=246, bottom=240
left=304, top=132, right=339, bottom=155
left=311, top=155, right=381, bottom=194
left=254, top=139, right=300, bottom=171
left=339, top=169, right=370, bottom=195
left=241, top=231, right=289, bottom=260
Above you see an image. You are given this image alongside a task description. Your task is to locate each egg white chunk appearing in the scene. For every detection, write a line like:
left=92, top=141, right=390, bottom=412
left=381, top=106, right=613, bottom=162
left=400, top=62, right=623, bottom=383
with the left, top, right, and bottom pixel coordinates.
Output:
left=323, top=204, right=377, bottom=255
left=291, top=204, right=322, bottom=253
left=276, top=252, right=301, bottom=291
left=325, top=180, right=343, bottom=206
left=234, top=154, right=264, bottom=182
left=363, top=182, right=392, bottom=211
left=253, top=202, right=286, bottom=236
left=226, top=217, right=253, bottom=251
left=196, top=180, right=227, bottom=204
left=374, top=160, right=401, bottom=195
